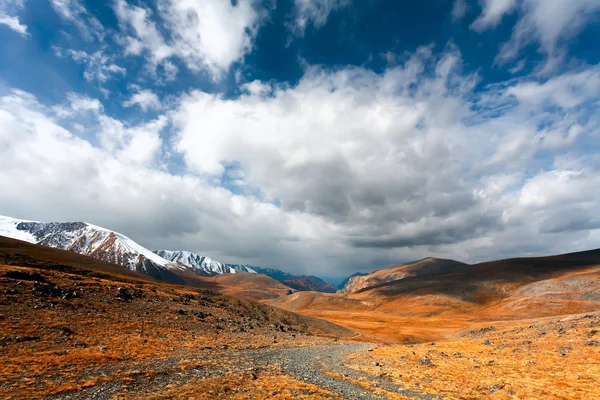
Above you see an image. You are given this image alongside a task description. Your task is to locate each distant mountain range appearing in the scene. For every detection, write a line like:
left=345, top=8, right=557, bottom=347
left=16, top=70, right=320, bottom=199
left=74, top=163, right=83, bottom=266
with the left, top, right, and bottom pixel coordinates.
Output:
left=227, top=264, right=336, bottom=293
left=0, top=215, right=336, bottom=294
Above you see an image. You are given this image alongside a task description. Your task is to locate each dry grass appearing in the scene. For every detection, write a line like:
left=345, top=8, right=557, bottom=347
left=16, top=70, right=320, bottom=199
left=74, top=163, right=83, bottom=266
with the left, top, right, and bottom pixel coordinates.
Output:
left=0, top=264, right=341, bottom=398
left=136, top=369, right=339, bottom=399
left=346, top=313, right=600, bottom=399
left=323, top=371, right=414, bottom=400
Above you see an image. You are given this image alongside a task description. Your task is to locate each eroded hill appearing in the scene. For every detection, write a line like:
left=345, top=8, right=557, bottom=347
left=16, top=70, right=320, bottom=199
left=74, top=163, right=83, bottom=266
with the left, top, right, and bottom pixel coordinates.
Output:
left=269, top=249, right=600, bottom=343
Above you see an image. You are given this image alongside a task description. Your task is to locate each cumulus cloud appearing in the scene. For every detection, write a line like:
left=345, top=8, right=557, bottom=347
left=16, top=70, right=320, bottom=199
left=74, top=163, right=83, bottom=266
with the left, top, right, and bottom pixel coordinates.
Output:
left=113, top=0, right=264, bottom=79
left=1, top=44, right=600, bottom=275
left=123, top=88, right=162, bottom=111
left=0, top=0, right=27, bottom=36
left=0, top=88, right=321, bottom=273
left=167, top=45, right=600, bottom=269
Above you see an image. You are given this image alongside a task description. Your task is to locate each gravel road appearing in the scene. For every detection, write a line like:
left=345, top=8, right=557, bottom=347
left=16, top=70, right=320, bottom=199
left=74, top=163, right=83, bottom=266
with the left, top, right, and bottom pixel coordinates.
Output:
left=245, top=343, right=433, bottom=400
left=58, top=342, right=434, bottom=399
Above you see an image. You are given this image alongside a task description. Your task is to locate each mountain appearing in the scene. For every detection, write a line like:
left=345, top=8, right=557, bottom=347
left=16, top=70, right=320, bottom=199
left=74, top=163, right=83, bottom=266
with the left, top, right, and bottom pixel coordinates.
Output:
left=337, top=272, right=368, bottom=291
left=0, top=215, right=185, bottom=281
left=0, top=215, right=298, bottom=299
left=154, top=250, right=257, bottom=276
left=227, top=264, right=336, bottom=293
left=339, top=257, right=466, bottom=293
left=268, top=248, right=600, bottom=343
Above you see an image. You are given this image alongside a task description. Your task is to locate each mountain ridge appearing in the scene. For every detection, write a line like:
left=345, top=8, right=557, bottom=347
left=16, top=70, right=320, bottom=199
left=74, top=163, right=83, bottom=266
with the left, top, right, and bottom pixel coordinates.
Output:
left=339, top=257, right=467, bottom=293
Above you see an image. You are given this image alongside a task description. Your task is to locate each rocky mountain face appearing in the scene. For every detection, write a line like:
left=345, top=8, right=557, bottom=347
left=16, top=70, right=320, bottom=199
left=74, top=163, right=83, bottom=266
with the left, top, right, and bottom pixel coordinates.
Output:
left=339, top=257, right=467, bottom=293
left=337, top=272, right=368, bottom=291
left=0, top=215, right=184, bottom=281
left=155, top=250, right=256, bottom=276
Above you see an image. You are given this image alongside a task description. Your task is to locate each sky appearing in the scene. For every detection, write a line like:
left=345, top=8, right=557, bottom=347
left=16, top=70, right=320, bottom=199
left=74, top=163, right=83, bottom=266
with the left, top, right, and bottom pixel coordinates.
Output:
left=0, top=0, right=599, bottom=277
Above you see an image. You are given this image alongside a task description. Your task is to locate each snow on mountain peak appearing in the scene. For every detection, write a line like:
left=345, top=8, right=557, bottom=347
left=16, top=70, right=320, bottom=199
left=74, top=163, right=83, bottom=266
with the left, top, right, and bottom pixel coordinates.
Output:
left=0, top=215, right=181, bottom=275
left=154, top=249, right=249, bottom=276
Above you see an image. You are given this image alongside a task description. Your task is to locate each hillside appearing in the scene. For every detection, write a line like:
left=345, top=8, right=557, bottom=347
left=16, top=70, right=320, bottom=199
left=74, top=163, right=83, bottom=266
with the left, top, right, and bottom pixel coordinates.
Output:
left=228, top=264, right=337, bottom=293
left=0, top=237, right=355, bottom=398
left=339, top=257, right=466, bottom=293
left=0, top=236, right=297, bottom=301
left=268, top=249, right=600, bottom=343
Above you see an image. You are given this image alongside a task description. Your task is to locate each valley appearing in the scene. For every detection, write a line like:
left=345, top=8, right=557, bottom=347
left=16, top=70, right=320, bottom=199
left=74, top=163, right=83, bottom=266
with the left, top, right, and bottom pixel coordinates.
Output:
left=0, top=227, right=599, bottom=399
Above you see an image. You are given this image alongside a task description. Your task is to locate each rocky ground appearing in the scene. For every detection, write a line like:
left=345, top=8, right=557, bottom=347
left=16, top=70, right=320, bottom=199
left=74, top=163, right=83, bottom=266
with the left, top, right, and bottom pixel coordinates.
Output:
left=52, top=343, right=431, bottom=400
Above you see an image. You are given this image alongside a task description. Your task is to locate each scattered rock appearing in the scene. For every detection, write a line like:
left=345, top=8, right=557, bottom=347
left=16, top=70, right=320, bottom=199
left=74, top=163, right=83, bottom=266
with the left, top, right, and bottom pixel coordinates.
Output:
left=3, top=270, right=47, bottom=282
left=483, top=339, right=493, bottom=346
left=490, top=383, right=506, bottom=393
left=60, top=327, right=74, bottom=336
left=418, top=357, right=434, bottom=366
left=33, top=282, right=75, bottom=299
left=15, top=335, right=41, bottom=343
left=97, top=345, right=108, bottom=350
left=585, top=340, right=599, bottom=347
left=116, top=287, right=134, bottom=301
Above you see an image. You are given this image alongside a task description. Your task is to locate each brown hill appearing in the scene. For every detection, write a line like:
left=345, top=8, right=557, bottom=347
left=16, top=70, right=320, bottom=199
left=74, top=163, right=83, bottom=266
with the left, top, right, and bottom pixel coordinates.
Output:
left=209, top=272, right=296, bottom=301
left=0, top=237, right=355, bottom=398
left=0, top=235, right=296, bottom=301
left=281, top=275, right=336, bottom=293
left=339, top=257, right=466, bottom=293
left=268, top=249, right=600, bottom=343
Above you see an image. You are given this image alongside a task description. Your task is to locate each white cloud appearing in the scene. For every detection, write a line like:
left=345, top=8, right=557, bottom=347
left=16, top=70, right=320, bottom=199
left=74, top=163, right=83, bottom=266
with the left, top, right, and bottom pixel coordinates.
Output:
left=113, top=0, right=173, bottom=62
left=113, top=0, right=264, bottom=80
left=292, top=0, right=351, bottom=34
left=49, top=0, right=105, bottom=40
left=54, top=47, right=126, bottom=83
left=506, top=67, right=600, bottom=109
left=472, top=0, right=600, bottom=68
left=168, top=46, right=600, bottom=269
left=471, top=0, right=517, bottom=31
left=1, top=45, right=600, bottom=275
left=157, top=0, right=262, bottom=78
left=0, top=0, right=27, bottom=36
left=452, top=0, right=468, bottom=21
left=123, top=88, right=161, bottom=111
left=53, top=93, right=104, bottom=118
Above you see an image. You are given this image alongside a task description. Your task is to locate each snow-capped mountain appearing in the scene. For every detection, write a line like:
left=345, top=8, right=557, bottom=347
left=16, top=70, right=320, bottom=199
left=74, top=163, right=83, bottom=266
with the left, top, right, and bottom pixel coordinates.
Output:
left=0, top=215, right=184, bottom=279
left=225, top=263, right=259, bottom=274
left=154, top=250, right=256, bottom=276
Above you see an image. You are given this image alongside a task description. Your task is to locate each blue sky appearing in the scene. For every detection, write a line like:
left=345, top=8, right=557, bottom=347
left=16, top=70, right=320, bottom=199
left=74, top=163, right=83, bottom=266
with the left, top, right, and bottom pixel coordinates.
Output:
left=1, top=0, right=600, bottom=276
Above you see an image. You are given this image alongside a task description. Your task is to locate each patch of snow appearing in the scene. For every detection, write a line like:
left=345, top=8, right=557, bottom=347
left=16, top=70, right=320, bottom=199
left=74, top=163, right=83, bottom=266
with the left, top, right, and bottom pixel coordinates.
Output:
left=0, top=215, right=36, bottom=243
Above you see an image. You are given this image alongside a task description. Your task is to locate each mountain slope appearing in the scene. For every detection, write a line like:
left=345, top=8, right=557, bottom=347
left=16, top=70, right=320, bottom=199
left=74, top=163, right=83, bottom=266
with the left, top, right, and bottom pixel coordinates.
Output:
left=269, top=248, right=600, bottom=342
left=228, top=264, right=336, bottom=293
left=0, top=215, right=184, bottom=281
left=339, top=257, right=466, bottom=293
